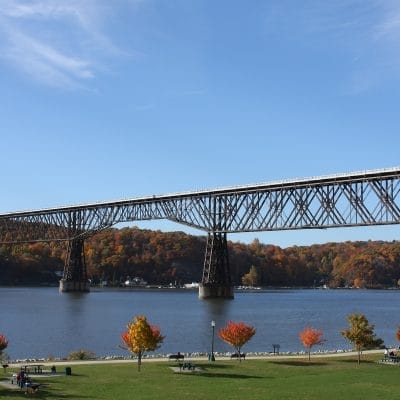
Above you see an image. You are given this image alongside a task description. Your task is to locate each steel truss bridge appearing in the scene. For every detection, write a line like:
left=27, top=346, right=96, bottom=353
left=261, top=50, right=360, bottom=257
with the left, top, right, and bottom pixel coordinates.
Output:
left=1, top=167, right=400, bottom=297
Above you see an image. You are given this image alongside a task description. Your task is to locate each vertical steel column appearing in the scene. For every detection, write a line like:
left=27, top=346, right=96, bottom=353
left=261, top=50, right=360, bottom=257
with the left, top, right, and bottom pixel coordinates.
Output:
left=199, top=232, right=234, bottom=299
left=59, top=212, right=90, bottom=292
left=59, top=238, right=90, bottom=292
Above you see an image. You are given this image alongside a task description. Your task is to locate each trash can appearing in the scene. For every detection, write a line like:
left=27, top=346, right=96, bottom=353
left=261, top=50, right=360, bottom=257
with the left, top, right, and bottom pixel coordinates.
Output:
left=65, top=367, right=72, bottom=376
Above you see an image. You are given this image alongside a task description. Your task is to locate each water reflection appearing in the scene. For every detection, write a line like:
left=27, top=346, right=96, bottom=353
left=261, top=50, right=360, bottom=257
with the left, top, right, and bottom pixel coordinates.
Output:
left=200, top=299, right=233, bottom=355
left=56, top=292, right=91, bottom=357
left=61, top=291, right=89, bottom=315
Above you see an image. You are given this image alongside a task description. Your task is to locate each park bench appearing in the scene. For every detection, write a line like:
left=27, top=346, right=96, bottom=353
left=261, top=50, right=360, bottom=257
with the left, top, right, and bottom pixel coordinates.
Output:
left=168, top=353, right=184, bottom=361
left=230, top=352, right=246, bottom=360
left=382, top=354, right=400, bottom=363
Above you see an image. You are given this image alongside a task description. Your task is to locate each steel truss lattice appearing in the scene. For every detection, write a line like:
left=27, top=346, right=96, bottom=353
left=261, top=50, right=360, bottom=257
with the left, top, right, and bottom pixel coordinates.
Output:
left=1, top=168, right=400, bottom=241
left=1, top=167, right=400, bottom=293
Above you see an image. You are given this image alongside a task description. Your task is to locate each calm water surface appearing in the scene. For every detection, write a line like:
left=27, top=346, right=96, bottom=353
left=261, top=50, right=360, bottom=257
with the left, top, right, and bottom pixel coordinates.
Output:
left=1, top=287, right=398, bottom=359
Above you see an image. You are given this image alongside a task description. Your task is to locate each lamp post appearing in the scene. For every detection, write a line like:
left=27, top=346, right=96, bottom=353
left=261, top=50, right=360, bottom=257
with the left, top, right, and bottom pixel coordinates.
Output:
left=210, top=320, right=216, bottom=361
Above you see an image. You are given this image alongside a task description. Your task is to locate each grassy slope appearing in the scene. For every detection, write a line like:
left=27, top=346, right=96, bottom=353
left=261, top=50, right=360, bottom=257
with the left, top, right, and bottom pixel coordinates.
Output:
left=1, top=356, right=399, bottom=400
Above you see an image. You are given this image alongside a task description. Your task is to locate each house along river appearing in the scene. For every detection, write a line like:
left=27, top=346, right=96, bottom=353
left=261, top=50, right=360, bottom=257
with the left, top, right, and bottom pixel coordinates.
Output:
left=0, top=287, right=398, bottom=360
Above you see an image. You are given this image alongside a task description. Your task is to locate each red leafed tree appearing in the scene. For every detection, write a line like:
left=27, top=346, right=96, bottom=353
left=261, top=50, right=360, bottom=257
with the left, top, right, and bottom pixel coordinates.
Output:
left=396, top=326, right=400, bottom=343
left=218, top=321, right=256, bottom=362
left=299, top=327, right=325, bottom=361
left=0, top=334, right=8, bottom=360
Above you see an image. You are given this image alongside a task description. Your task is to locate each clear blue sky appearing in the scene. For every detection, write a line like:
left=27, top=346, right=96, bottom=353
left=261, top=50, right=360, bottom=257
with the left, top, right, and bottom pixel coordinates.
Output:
left=1, top=0, right=399, bottom=247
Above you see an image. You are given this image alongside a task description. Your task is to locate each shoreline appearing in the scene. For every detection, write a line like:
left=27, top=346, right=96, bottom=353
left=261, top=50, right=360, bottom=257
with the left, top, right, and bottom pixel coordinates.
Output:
left=1, top=284, right=399, bottom=291
left=6, top=349, right=385, bottom=368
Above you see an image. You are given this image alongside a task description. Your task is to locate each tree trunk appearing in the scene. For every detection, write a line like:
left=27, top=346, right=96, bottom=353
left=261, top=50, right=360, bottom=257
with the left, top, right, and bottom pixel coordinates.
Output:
left=308, top=348, right=311, bottom=361
left=137, top=351, right=142, bottom=372
left=357, top=347, right=361, bottom=365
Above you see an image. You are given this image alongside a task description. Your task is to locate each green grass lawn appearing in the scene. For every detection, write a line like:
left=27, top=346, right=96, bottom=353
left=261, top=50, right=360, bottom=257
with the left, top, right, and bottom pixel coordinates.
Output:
left=1, top=356, right=399, bottom=399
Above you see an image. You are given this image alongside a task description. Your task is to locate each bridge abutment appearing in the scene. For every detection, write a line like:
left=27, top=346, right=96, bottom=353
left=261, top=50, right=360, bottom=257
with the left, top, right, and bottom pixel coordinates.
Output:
left=59, top=237, right=90, bottom=293
left=199, top=232, right=234, bottom=299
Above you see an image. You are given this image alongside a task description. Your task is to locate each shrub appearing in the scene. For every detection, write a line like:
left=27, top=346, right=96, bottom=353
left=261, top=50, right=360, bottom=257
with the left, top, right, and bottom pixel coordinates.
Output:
left=67, top=349, right=96, bottom=360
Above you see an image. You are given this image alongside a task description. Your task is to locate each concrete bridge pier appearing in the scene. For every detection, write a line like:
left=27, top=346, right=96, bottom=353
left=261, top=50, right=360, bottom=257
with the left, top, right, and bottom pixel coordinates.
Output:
left=199, top=232, right=234, bottom=299
left=59, top=237, right=90, bottom=292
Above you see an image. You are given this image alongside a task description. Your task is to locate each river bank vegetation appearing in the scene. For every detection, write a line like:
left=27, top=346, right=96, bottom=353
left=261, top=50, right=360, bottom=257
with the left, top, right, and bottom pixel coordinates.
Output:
left=1, top=227, right=400, bottom=288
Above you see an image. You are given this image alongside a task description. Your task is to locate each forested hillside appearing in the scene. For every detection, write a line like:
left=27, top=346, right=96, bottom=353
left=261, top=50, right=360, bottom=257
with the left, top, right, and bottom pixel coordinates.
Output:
left=1, top=226, right=400, bottom=288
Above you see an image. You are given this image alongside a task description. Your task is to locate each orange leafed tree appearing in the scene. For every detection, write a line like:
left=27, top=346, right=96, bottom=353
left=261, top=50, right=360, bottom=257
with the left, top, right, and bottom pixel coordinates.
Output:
left=121, top=315, right=164, bottom=371
left=396, top=327, right=400, bottom=343
left=299, top=327, right=325, bottom=361
left=218, top=321, right=256, bottom=362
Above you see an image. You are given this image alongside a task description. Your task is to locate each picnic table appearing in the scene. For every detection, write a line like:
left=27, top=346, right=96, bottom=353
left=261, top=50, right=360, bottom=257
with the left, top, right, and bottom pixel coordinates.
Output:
left=21, top=364, right=44, bottom=374
left=179, top=361, right=196, bottom=371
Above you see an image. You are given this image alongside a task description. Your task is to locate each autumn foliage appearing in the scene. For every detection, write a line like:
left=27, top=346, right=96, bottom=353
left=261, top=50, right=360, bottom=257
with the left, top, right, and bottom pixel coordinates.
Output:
left=341, top=313, right=383, bottom=364
left=121, top=315, right=164, bottom=371
left=299, top=327, right=325, bottom=361
left=218, top=321, right=256, bottom=362
left=0, top=334, right=8, bottom=353
left=396, top=327, right=400, bottom=343
left=3, top=225, right=400, bottom=289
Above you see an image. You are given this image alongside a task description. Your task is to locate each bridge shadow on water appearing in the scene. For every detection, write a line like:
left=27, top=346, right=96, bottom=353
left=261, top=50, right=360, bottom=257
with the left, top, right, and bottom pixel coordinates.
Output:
left=201, top=298, right=233, bottom=326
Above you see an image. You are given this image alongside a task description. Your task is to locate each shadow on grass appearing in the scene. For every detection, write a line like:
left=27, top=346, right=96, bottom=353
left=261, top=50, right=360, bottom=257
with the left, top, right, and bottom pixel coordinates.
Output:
left=198, top=364, right=230, bottom=370
left=335, top=359, right=375, bottom=364
left=270, top=361, right=328, bottom=367
left=168, top=363, right=232, bottom=371
left=1, top=387, right=92, bottom=399
left=196, top=373, right=265, bottom=379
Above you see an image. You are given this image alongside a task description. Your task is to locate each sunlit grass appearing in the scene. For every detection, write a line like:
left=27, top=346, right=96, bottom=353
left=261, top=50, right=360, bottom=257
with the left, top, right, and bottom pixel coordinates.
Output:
left=1, top=355, right=399, bottom=400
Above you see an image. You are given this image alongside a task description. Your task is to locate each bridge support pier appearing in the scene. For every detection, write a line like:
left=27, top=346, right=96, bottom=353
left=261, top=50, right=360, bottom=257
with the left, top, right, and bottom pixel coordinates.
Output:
left=199, top=232, right=234, bottom=299
left=59, top=238, right=90, bottom=292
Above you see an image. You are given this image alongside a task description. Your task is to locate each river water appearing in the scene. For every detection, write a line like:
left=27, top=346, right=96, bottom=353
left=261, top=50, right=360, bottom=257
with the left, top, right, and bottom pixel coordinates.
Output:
left=0, top=287, right=398, bottom=360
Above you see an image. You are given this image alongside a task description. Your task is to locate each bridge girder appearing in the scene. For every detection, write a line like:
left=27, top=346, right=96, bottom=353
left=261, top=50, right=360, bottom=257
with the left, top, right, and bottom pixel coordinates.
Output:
left=1, top=167, right=400, bottom=242
left=1, top=167, right=400, bottom=297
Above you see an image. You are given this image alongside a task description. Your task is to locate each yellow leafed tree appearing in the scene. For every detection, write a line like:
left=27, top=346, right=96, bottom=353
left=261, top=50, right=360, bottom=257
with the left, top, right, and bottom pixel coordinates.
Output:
left=121, top=315, right=164, bottom=371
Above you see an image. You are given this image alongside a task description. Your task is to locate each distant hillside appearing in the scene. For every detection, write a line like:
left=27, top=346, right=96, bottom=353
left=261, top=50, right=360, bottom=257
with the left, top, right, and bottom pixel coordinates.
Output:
left=1, top=226, right=400, bottom=288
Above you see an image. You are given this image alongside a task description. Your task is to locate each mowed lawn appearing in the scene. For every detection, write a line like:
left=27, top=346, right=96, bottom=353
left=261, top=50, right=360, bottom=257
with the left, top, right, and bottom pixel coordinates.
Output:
left=1, top=355, right=399, bottom=400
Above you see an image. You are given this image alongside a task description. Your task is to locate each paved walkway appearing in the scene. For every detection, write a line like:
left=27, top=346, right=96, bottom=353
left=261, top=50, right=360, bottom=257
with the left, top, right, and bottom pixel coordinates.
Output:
left=170, top=366, right=203, bottom=373
left=6, top=349, right=383, bottom=368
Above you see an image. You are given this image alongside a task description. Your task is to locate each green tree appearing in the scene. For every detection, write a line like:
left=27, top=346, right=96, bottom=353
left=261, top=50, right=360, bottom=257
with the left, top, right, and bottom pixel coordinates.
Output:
left=341, top=313, right=383, bottom=364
